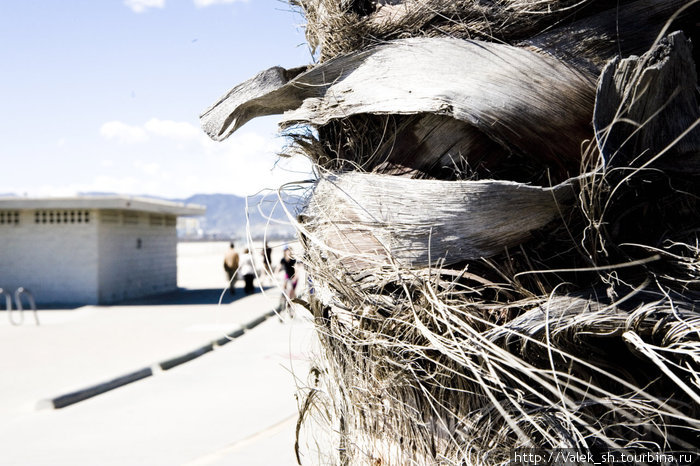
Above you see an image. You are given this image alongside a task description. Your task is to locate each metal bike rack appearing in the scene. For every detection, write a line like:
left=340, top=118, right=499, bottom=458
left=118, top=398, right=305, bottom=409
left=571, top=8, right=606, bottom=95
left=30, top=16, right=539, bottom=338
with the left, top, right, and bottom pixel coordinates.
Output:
left=0, top=288, right=15, bottom=325
left=14, top=288, right=39, bottom=326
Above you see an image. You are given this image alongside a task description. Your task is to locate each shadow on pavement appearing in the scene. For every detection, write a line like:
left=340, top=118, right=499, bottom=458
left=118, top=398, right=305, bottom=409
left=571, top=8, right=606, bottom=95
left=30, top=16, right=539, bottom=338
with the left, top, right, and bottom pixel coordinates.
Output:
left=114, top=287, right=275, bottom=306
left=1, top=303, right=86, bottom=311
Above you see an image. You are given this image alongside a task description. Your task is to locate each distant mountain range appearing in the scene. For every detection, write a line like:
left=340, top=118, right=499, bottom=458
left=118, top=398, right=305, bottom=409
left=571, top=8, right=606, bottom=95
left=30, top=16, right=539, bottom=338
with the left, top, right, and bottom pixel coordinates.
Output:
left=177, top=192, right=304, bottom=241
left=73, top=191, right=304, bottom=241
left=4, top=190, right=301, bottom=240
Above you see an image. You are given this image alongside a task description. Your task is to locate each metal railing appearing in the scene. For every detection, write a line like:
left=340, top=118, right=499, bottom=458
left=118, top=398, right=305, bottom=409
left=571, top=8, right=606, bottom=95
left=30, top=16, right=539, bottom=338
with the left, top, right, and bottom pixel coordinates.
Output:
left=14, top=288, right=39, bottom=326
left=0, top=287, right=39, bottom=326
left=0, top=288, right=12, bottom=323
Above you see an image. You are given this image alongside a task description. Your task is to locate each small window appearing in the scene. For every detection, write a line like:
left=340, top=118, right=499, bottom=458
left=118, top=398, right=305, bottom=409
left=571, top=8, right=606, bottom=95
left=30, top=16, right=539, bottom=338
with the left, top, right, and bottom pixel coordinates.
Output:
left=0, top=211, right=20, bottom=225
left=123, top=212, right=139, bottom=225
left=35, top=210, right=91, bottom=224
left=101, top=210, right=120, bottom=224
left=149, top=214, right=164, bottom=226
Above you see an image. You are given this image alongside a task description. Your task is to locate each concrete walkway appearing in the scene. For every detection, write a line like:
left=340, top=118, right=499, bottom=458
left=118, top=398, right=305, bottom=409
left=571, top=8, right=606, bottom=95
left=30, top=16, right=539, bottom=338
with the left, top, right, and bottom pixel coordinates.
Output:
left=0, top=242, right=318, bottom=465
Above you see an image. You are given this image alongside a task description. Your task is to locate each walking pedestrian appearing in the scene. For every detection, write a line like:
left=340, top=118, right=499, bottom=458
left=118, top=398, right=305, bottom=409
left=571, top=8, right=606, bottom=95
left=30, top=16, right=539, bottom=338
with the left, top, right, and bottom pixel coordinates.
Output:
left=223, top=242, right=239, bottom=295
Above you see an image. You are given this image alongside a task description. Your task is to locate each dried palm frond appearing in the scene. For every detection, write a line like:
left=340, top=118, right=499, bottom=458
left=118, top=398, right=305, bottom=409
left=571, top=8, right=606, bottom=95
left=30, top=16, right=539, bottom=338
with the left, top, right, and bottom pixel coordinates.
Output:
left=200, top=1, right=700, bottom=463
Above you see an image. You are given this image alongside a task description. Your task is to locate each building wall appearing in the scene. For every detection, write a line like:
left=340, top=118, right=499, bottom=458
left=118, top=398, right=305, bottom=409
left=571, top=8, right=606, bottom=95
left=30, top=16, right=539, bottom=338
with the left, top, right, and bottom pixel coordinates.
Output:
left=97, top=210, right=178, bottom=303
left=0, top=209, right=99, bottom=305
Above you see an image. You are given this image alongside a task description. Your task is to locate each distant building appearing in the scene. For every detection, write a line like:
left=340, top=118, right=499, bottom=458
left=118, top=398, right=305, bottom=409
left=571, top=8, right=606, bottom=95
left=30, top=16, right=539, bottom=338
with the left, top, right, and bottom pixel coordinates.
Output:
left=0, top=196, right=205, bottom=306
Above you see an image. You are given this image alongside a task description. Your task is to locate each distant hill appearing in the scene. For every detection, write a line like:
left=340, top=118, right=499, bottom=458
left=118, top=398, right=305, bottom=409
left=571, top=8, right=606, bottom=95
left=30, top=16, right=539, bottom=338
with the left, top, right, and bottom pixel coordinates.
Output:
left=77, top=191, right=304, bottom=241
left=178, top=192, right=304, bottom=241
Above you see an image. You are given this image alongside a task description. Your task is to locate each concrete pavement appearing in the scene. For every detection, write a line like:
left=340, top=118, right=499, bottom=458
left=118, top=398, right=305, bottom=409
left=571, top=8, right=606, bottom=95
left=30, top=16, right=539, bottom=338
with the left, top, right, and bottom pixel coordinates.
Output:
left=0, top=289, right=282, bottom=415
left=0, top=241, right=318, bottom=465
left=0, top=314, right=315, bottom=465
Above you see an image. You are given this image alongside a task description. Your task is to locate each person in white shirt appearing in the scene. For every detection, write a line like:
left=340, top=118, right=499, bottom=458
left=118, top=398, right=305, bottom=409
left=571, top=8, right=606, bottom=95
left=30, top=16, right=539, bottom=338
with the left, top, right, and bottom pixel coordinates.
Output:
left=239, top=248, right=256, bottom=294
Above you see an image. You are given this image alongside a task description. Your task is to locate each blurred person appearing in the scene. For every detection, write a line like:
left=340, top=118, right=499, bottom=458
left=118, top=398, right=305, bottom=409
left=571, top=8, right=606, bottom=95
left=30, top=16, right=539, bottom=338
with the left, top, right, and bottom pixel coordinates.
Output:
left=223, top=242, right=239, bottom=295
left=239, top=248, right=257, bottom=295
left=275, top=246, right=298, bottom=317
left=261, top=241, right=273, bottom=286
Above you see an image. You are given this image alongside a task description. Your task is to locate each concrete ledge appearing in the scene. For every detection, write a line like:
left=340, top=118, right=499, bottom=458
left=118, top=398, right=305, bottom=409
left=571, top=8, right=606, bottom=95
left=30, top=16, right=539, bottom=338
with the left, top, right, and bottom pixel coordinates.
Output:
left=39, top=367, right=153, bottom=410
left=215, top=328, right=245, bottom=347
left=245, top=310, right=276, bottom=330
left=159, top=343, right=214, bottom=371
left=38, top=308, right=278, bottom=410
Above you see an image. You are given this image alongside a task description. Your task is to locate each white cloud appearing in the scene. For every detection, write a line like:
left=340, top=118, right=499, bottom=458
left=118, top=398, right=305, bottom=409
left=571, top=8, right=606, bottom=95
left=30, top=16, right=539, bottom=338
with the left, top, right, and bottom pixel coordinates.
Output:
left=101, top=118, right=200, bottom=144
left=100, top=121, right=149, bottom=144
left=134, top=160, right=161, bottom=175
left=124, top=0, right=165, bottom=13
left=144, top=118, right=200, bottom=141
left=28, top=175, right=143, bottom=198
left=92, top=117, right=313, bottom=198
left=211, top=132, right=313, bottom=194
left=193, top=0, right=247, bottom=7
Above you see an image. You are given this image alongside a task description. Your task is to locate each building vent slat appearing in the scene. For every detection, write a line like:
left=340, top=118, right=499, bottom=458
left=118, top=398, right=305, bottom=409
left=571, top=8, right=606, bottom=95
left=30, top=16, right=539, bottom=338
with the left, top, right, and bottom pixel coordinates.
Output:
left=34, top=210, right=91, bottom=224
left=0, top=210, right=20, bottom=225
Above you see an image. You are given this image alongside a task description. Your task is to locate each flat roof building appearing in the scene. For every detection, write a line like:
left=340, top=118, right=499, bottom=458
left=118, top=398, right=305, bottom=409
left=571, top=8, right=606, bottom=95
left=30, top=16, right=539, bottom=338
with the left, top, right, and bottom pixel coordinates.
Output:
left=0, top=196, right=205, bottom=306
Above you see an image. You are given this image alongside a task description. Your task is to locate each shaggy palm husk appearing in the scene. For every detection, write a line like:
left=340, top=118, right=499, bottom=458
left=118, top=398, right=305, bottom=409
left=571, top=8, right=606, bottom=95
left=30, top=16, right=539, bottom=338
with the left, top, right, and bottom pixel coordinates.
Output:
left=286, top=7, right=700, bottom=466
left=293, top=0, right=696, bottom=68
left=200, top=0, right=700, bottom=464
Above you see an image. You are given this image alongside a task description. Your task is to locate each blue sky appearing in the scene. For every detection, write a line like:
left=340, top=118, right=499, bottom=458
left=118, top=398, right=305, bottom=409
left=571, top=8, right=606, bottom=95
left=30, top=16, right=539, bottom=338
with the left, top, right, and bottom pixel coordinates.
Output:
left=0, top=0, right=313, bottom=198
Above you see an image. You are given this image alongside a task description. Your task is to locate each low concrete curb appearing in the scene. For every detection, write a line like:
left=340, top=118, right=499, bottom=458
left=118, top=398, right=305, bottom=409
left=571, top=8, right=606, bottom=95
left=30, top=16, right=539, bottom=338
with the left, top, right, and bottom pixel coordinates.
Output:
left=215, top=328, right=244, bottom=346
left=38, top=368, right=153, bottom=410
left=159, top=343, right=214, bottom=371
left=37, top=309, right=278, bottom=410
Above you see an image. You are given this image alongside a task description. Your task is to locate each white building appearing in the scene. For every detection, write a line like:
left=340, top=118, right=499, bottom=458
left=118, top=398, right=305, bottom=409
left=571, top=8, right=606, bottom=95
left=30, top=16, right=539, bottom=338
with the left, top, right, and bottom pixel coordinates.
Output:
left=0, top=196, right=205, bottom=306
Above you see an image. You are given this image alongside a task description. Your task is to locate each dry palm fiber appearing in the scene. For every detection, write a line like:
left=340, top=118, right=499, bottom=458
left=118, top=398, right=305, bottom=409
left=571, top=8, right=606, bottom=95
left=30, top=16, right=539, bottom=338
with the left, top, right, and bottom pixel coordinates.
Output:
left=594, top=30, right=700, bottom=169
left=293, top=0, right=695, bottom=65
left=199, top=0, right=700, bottom=463
left=201, top=37, right=597, bottom=178
left=202, top=0, right=696, bottom=182
left=301, top=173, right=577, bottom=271
left=277, top=0, right=697, bottom=183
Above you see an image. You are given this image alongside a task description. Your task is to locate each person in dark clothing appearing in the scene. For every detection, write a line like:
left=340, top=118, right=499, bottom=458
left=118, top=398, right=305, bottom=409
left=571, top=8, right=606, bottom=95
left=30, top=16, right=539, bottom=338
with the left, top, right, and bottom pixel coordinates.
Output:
left=275, top=246, right=298, bottom=317
left=261, top=242, right=273, bottom=286
left=278, top=247, right=297, bottom=296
